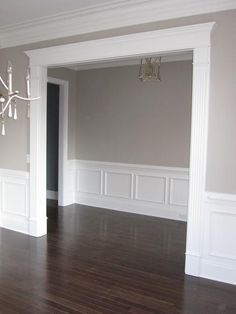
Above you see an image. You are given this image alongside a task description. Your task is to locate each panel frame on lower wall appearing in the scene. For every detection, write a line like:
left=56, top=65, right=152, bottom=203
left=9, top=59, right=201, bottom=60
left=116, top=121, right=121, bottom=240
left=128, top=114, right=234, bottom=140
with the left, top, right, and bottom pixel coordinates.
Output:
left=68, top=159, right=190, bottom=222
left=198, top=192, right=236, bottom=285
left=1, top=165, right=236, bottom=285
left=0, top=168, right=30, bottom=235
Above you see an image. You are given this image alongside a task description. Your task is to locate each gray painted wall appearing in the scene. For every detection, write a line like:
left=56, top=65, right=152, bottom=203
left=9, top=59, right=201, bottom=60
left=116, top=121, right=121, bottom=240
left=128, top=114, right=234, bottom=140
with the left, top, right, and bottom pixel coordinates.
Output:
left=0, top=9, right=235, bottom=193
left=76, top=62, right=192, bottom=167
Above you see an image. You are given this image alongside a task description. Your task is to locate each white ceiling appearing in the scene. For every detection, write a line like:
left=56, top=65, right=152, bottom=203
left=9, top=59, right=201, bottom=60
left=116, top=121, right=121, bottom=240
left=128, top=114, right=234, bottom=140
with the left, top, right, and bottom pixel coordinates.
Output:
left=0, top=0, right=112, bottom=28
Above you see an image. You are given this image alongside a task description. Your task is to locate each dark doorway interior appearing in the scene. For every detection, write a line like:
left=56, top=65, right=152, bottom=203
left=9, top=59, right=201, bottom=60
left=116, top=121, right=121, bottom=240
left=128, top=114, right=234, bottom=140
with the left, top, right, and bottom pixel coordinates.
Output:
left=47, top=82, right=59, bottom=200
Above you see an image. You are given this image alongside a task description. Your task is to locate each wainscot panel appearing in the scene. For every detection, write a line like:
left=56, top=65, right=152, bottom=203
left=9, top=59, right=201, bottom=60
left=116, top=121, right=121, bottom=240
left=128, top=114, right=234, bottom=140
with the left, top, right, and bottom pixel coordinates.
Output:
left=71, top=160, right=189, bottom=221
left=0, top=169, right=29, bottom=234
left=199, top=192, right=236, bottom=285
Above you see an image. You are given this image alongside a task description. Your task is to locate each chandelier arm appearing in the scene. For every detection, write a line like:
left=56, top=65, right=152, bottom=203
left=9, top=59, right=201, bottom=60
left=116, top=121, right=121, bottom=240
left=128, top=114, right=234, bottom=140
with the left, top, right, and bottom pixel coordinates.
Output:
left=0, top=94, right=40, bottom=115
left=14, top=95, right=40, bottom=101
left=0, top=75, right=9, bottom=91
left=0, top=95, right=14, bottom=115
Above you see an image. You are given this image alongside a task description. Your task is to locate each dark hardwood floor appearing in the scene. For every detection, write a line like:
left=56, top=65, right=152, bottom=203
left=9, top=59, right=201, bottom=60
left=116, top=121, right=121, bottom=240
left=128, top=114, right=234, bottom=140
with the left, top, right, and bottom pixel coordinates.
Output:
left=0, top=201, right=236, bottom=313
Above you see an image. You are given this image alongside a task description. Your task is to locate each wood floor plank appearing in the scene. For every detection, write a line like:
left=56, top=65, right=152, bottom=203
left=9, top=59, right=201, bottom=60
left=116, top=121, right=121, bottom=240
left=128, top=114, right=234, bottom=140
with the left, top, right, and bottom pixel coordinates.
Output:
left=0, top=201, right=235, bottom=313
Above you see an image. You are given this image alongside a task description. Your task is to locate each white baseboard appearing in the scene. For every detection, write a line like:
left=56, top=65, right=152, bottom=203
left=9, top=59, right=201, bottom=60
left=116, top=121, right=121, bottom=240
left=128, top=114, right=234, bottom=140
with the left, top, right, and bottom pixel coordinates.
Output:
left=185, top=252, right=201, bottom=277
left=77, top=195, right=187, bottom=221
left=200, top=258, right=236, bottom=285
left=70, top=159, right=189, bottom=221
left=47, top=190, right=58, bottom=200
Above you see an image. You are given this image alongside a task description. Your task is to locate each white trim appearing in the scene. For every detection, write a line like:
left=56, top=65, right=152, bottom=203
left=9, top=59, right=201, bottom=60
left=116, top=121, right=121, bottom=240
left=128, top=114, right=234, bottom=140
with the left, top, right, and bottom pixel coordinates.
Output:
left=199, top=191, right=236, bottom=285
left=47, top=77, right=69, bottom=206
left=206, top=192, right=236, bottom=204
left=0, top=168, right=30, bottom=235
left=26, top=23, right=215, bottom=67
left=29, top=66, right=47, bottom=237
left=78, top=196, right=187, bottom=222
left=200, top=258, right=236, bottom=286
left=71, top=159, right=189, bottom=174
left=74, top=160, right=189, bottom=221
left=46, top=190, right=58, bottom=200
left=26, top=23, right=215, bottom=282
left=0, top=168, right=29, bottom=178
left=0, top=0, right=234, bottom=48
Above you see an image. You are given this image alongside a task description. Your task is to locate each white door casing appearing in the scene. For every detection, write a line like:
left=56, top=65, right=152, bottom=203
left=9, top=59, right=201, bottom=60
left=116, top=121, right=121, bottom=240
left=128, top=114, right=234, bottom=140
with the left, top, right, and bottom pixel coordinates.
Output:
left=25, top=22, right=215, bottom=278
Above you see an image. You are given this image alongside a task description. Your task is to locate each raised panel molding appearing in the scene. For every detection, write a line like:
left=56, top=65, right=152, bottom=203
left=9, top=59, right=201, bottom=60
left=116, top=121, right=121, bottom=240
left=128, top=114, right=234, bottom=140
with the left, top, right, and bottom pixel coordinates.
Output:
left=105, top=172, right=132, bottom=199
left=199, top=192, right=236, bottom=285
left=74, top=160, right=189, bottom=221
left=135, top=175, right=166, bottom=204
left=0, top=169, right=29, bottom=234
left=209, top=211, right=236, bottom=260
left=77, top=168, right=101, bottom=195
left=3, top=180, right=28, bottom=217
left=169, top=178, right=189, bottom=207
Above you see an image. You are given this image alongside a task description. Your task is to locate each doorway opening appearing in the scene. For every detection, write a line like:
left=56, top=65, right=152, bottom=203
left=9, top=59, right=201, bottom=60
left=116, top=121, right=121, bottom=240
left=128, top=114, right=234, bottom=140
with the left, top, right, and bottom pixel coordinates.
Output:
left=47, top=52, right=193, bottom=274
left=46, top=82, right=59, bottom=203
left=46, top=77, right=69, bottom=207
left=26, top=23, right=214, bottom=278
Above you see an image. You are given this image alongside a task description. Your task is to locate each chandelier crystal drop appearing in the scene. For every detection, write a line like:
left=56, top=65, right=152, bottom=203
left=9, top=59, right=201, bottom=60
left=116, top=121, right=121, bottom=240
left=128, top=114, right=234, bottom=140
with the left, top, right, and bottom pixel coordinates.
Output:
left=138, top=57, right=161, bottom=82
left=0, top=61, right=40, bottom=135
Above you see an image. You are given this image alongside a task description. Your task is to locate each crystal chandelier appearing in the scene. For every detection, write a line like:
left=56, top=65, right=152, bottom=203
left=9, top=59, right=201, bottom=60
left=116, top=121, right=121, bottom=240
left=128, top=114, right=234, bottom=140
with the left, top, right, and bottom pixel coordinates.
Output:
left=0, top=61, right=40, bottom=135
left=138, top=57, right=161, bottom=82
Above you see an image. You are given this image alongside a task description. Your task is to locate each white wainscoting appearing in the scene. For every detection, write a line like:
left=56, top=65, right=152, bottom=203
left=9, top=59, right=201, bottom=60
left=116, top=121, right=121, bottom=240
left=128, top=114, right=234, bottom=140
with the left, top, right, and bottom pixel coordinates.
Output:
left=69, top=160, right=189, bottom=221
left=0, top=168, right=29, bottom=234
left=199, top=192, right=236, bottom=285
left=1, top=165, right=236, bottom=285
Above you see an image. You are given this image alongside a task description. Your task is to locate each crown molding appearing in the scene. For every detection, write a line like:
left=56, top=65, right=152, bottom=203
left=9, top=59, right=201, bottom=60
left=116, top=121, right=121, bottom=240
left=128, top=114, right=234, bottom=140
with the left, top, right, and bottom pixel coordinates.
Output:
left=0, top=0, right=235, bottom=48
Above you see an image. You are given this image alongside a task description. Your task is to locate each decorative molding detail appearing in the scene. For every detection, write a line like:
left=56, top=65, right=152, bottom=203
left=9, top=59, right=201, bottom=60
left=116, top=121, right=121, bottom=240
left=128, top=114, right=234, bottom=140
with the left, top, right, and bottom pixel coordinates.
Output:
left=206, top=192, right=236, bottom=205
left=72, top=160, right=189, bottom=221
left=0, top=0, right=234, bottom=48
left=0, top=168, right=29, bottom=234
left=78, top=168, right=101, bottom=195
left=135, top=175, right=166, bottom=204
left=29, top=66, right=47, bottom=237
left=198, top=191, right=236, bottom=285
left=104, top=171, right=132, bottom=200
left=185, top=45, right=211, bottom=277
left=169, top=178, right=189, bottom=207
left=26, top=23, right=215, bottom=67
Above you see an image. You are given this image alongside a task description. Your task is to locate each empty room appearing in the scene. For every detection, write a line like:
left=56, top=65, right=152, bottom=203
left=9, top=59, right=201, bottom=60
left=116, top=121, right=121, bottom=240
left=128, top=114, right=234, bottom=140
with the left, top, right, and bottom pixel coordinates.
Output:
left=0, top=1, right=236, bottom=313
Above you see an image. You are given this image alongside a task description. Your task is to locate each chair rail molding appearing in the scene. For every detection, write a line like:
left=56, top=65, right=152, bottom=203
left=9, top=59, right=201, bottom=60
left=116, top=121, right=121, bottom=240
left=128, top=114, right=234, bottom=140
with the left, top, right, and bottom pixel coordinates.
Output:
left=24, top=22, right=236, bottom=284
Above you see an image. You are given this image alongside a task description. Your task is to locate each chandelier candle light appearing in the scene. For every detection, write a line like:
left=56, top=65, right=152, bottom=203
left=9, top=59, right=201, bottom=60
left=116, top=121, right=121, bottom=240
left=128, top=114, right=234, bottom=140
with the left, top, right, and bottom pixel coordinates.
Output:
left=0, top=61, right=40, bottom=135
left=138, top=57, right=161, bottom=82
